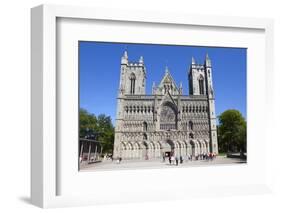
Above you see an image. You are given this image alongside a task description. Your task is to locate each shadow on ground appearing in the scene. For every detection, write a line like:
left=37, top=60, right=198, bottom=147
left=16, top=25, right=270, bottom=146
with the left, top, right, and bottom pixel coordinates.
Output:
left=18, top=196, right=31, bottom=205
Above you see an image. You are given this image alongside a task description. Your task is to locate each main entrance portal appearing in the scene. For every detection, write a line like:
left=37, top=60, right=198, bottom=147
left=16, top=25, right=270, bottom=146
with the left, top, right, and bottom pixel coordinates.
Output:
left=162, top=139, right=175, bottom=157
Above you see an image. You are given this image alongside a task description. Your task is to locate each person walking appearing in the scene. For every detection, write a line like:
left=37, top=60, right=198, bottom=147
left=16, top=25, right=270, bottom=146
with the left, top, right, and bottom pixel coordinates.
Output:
left=180, top=156, right=183, bottom=164
left=175, top=156, right=179, bottom=166
left=169, top=155, right=171, bottom=165
left=171, top=155, right=175, bottom=165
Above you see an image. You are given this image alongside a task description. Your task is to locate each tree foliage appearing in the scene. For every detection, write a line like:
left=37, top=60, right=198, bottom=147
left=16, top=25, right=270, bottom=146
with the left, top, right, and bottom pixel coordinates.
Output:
left=218, top=109, right=247, bottom=153
left=79, top=108, right=115, bottom=154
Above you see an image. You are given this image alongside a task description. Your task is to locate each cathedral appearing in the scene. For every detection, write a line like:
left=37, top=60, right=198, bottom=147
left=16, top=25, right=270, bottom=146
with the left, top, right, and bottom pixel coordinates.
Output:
left=113, top=50, right=218, bottom=160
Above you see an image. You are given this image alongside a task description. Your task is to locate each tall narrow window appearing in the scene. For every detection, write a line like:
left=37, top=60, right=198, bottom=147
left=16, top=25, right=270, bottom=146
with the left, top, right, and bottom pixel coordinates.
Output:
left=143, top=121, right=148, bottom=132
left=130, top=73, right=136, bottom=94
left=199, top=75, right=204, bottom=95
left=189, top=121, right=193, bottom=131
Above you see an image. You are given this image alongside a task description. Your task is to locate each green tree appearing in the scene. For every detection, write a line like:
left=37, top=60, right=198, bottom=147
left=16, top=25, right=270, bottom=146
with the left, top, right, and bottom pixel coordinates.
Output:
left=79, top=109, right=115, bottom=154
left=218, top=109, right=246, bottom=154
left=79, top=109, right=98, bottom=137
left=97, top=114, right=115, bottom=153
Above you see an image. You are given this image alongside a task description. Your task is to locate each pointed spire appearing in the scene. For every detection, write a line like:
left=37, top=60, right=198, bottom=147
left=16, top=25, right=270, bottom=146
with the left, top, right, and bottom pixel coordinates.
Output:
left=121, top=49, right=128, bottom=64
left=205, top=53, right=211, bottom=67
left=179, top=81, right=183, bottom=94
left=191, top=56, right=195, bottom=65
left=165, top=65, right=169, bottom=74
left=152, top=81, right=156, bottom=94
left=139, top=56, right=144, bottom=64
left=123, top=50, right=128, bottom=59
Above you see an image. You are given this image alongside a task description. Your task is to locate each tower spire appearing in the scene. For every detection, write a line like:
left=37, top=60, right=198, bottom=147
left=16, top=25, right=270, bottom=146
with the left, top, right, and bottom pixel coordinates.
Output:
left=123, top=50, right=128, bottom=59
left=139, top=56, right=144, bottom=64
left=192, top=56, right=195, bottom=65
left=121, top=49, right=128, bottom=64
left=205, top=53, right=211, bottom=67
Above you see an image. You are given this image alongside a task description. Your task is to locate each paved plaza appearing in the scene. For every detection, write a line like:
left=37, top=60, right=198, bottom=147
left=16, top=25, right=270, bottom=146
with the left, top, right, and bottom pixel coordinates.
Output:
left=80, top=156, right=246, bottom=171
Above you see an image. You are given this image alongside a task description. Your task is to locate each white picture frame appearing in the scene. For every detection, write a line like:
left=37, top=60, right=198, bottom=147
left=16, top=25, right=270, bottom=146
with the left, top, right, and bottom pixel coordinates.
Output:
left=31, top=4, right=274, bottom=208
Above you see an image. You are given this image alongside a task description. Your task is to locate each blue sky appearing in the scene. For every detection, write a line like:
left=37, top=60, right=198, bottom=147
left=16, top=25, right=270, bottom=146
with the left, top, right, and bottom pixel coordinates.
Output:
left=79, top=41, right=246, bottom=125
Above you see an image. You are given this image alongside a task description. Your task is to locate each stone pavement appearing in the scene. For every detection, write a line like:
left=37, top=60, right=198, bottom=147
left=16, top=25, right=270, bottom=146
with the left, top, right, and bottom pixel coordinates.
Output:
left=80, top=156, right=246, bottom=171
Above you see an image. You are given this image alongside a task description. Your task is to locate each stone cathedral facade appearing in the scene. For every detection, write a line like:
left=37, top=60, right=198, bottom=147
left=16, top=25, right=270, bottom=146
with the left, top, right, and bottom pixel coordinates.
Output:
left=113, top=50, right=218, bottom=160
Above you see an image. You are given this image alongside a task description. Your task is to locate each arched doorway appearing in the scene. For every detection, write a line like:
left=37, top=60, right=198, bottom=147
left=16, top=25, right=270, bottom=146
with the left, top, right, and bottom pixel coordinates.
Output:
left=162, top=139, right=175, bottom=157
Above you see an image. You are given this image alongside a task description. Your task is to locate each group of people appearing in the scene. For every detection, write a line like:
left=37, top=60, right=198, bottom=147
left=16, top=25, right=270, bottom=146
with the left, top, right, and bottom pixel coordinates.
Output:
left=164, top=152, right=217, bottom=166
left=102, top=152, right=217, bottom=165
left=194, top=152, right=217, bottom=161
left=166, top=155, right=182, bottom=166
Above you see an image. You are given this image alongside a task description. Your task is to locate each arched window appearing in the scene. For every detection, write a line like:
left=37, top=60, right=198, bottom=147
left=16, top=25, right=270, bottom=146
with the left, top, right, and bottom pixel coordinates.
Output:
left=143, top=133, right=148, bottom=140
left=189, top=121, right=193, bottom=131
left=130, top=73, right=136, bottom=94
left=199, top=75, right=204, bottom=95
left=189, top=133, right=194, bottom=139
left=143, top=121, right=148, bottom=132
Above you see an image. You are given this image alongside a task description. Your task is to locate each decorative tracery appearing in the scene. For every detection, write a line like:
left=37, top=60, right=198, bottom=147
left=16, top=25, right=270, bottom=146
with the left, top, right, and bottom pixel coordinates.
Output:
left=160, top=102, right=177, bottom=130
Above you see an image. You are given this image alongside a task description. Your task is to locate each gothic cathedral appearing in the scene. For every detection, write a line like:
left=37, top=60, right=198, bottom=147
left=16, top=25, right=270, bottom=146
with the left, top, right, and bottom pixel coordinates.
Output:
left=113, top=50, right=218, bottom=159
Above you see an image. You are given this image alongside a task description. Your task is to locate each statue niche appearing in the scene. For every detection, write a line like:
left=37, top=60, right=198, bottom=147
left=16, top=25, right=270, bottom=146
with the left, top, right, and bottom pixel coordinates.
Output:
left=159, top=102, right=177, bottom=130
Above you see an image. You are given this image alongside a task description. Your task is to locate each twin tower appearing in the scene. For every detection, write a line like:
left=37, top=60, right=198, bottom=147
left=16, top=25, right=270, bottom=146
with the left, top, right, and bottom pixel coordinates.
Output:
left=118, top=50, right=215, bottom=99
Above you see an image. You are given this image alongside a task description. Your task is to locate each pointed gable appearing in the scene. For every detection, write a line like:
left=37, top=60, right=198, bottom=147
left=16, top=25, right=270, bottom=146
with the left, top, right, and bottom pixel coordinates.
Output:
left=155, top=67, right=180, bottom=95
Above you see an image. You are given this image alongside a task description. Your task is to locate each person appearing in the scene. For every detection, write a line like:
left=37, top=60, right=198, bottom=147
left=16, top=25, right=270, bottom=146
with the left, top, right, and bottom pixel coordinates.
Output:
left=175, top=156, right=179, bottom=166
left=169, top=155, right=171, bottom=165
left=180, top=156, right=183, bottom=164
left=209, top=152, right=212, bottom=161
left=171, top=155, right=175, bottom=165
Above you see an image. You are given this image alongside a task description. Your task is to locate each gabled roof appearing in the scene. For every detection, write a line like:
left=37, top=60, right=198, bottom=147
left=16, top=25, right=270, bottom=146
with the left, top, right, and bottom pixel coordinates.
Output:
left=158, top=67, right=178, bottom=90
